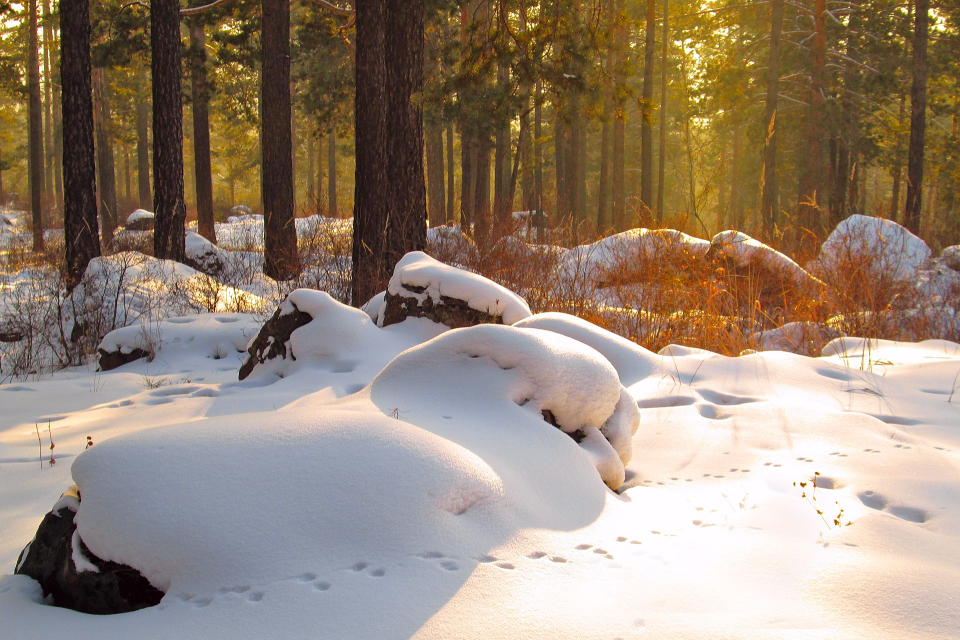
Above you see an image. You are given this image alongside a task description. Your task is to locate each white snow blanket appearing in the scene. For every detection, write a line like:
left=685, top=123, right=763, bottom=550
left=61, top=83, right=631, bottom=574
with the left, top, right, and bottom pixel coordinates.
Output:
left=2, top=259, right=960, bottom=639
left=125, top=209, right=154, bottom=225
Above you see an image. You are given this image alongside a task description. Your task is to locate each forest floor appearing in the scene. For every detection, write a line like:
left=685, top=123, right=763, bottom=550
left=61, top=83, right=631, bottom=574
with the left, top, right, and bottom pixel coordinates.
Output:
left=0, top=210, right=959, bottom=638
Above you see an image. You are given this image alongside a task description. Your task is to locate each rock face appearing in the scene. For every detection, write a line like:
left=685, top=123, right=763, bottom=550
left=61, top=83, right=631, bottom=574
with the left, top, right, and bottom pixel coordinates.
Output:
left=238, top=298, right=313, bottom=380
left=380, top=252, right=532, bottom=329
left=97, top=347, right=150, bottom=371
left=382, top=285, right=508, bottom=329
left=15, top=486, right=164, bottom=614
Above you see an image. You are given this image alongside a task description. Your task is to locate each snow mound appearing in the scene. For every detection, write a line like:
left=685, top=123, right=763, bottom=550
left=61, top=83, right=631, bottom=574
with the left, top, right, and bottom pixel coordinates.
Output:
left=818, top=214, right=931, bottom=283
left=382, top=251, right=531, bottom=327
left=514, top=312, right=661, bottom=386
left=371, top=324, right=637, bottom=489
left=125, top=209, right=154, bottom=225
left=709, top=230, right=817, bottom=287
left=942, top=245, right=960, bottom=272
left=98, top=313, right=259, bottom=369
left=560, top=228, right=710, bottom=286
left=239, top=288, right=444, bottom=386
left=71, top=409, right=507, bottom=593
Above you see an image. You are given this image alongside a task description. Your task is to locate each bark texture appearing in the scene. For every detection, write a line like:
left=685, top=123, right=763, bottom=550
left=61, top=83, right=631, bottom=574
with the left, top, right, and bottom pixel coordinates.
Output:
left=261, top=0, right=300, bottom=278
left=190, top=22, right=216, bottom=243
left=93, top=68, right=118, bottom=246
left=28, top=0, right=45, bottom=251
left=151, top=0, right=186, bottom=262
left=60, top=0, right=101, bottom=289
left=904, top=0, right=929, bottom=234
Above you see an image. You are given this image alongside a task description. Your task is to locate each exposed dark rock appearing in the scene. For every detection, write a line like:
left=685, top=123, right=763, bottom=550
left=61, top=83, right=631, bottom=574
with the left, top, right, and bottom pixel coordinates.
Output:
left=381, top=285, right=505, bottom=329
left=238, top=301, right=314, bottom=380
left=15, top=487, right=164, bottom=614
left=0, top=328, right=23, bottom=343
left=125, top=217, right=155, bottom=232
left=97, top=347, right=151, bottom=372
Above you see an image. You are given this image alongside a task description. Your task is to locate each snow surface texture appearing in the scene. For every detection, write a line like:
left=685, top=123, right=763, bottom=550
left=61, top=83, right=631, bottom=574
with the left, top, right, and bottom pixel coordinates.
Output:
left=383, top=251, right=531, bottom=326
left=125, top=210, right=154, bottom=225
left=818, top=213, right=932, bottom=283
left=2, top=294, right=960, bottom=638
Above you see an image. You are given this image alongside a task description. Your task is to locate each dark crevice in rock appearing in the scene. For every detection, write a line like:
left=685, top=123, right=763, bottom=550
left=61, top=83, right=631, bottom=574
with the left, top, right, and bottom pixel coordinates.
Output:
left=97, top=348, right=151, bottom=372
left=541, top=409, right=586, bottom=444
left=381, top=291, right=504, bottom=329
left=16, top=495, right=164, bottom=614
left=239, top=302, right=314, bottom=380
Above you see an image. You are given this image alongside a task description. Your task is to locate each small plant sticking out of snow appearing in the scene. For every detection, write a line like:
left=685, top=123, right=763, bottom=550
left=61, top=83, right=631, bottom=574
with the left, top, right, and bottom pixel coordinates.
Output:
left=794, top=472, right=851, bottom=531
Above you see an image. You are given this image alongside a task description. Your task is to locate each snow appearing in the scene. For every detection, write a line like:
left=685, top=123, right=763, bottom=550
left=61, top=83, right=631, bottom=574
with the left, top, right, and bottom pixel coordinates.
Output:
left=818, top=214, right=932, bottom=283
left=386, top=251, right=532, bottom=325
left=125, top=210, right=154, bottom=225
left=710, top=229, right=818, bottom=286
left=2, top=252, right=960, bottom=638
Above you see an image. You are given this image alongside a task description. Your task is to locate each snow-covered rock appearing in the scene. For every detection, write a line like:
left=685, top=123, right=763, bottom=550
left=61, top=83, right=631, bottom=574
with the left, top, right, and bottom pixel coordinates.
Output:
left=124, top=209, right=155, bottom=231
left=709, top=230, right=820, bottom=289
left=15, top=485, right=163, bottom=614
left=380, top=251, right=532, bottom=328
left=818, top=214, right=931, bottom=283
left=942, top=245, right=960, bottom=272
left=750, top=321, right=844, bottom=357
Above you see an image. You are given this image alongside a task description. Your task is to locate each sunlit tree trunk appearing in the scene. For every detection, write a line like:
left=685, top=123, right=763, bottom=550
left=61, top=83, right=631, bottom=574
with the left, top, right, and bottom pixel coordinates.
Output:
left=797, top=0, right=826, bottom=232
left=759, top=0, right=783, bottom=232
left=28, top=0, right=45, bottom=251
left=904, top=0, right=929, bottom=234
left=425, top=115, right=446, bottom=226
left=446, top=122, right=455, bottom=223
left=93, top=67, right=117, bottom=247
left=190, top=21, right=216, bottom=243
left=42, top=0, right=55, bottom=213
left=137, top=68, right=151, bottom=210
left=655, top=0, right=667, bottom=225
left=640, top=0, right=655, bottom=218
left=328, top=129, right=337, bottom=218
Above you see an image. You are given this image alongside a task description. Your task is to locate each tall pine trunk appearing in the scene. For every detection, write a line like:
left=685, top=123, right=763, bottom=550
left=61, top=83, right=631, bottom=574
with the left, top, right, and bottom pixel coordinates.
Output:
left=655, top=0, right=667, bottom=224
left=46, top=0, right=63, bottom=214
left=328, top=130, right=337, bottom=217
left=28, top=0, right=45, bottom=251
left=904, top=0, right=929, bottom=233
left=797, top=0, right=826, bottom=233
left=760, top=0, right=783, bottom=232
left=93, top=67, right=117, bottom=246
left=190, top=21, right=216, bottom=243
left=136, top=68, right=151, bottom=210
left=60, top=0, right=100, bottom=288
left=640, top=0, right=655, bottom=217
left=42, top=0, right=55, bottom=212
left=261, top=0, right=299, bottom=278
left=151, top=0, right=186, bottom=262
left=425, top=115, right=445, bottom=226
left=446, top=122, right=455, bottom=223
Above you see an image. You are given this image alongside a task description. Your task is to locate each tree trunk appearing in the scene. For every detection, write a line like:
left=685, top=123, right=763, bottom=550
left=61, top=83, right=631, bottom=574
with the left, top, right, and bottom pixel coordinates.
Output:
left=137, top=68, right=151, bottom=210
left=306, top=131, right=315, bottom=209
left=93, top=67, right=117, bottom=247
left=655, top=0, right=667, bottom=225
left=474, top=134, right=491, bottom=240
left=46, top=0, right=63, bottom=214
left=261, top=0, right=299, bottom=278
left=598, top=116, right=610, bottom=231
left=533, top=77, right=544, bottom=239
left=425, top=115, right=445, bottom=226
left=151, top=0, right=186, bottom=262
left=124, top=146, right=131, bottom=206
left=60, top=0, right=100, bottom=288
left=797, top=0, right=826, bottom=232
left=328, top=129, right=337, bottom=217
left=640, top=0, right=655, bottom=217
left=731, top=121, right=742, bottom=228
left=460, top=130, right=475, bottom=228
left=904, top=0, right=929, bottom=234
left=555, top=113, right=568, bottom=226
left=493, top=57, right=511, bottom=226
left=190, top=21, right=216, bottom=243
left=446, top=121, right=455, bottom=224
left=759, top=0, right=783, bottom=232
left=353, top=0, right=389, bottom=305
left=28, top=0, right=45, bottom=251
left=42, top=0, right=55, bottom=213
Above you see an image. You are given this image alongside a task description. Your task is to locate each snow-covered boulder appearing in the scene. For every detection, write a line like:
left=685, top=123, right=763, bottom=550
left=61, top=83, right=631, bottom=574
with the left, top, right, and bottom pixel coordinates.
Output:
left=15, top=485, right=163, bottom=614
left=940, top=246, right=960, bottom=273
left=239, top=288, right=445, bottom=383
left=124, top=209, right=154, bottom=231
left=380, top=251, right=532, bottom=329
left=818, top=215, right=931, bottom=284
left=98, top=312, right=257, bottom=372
left=371, top=324, right=639, bottom=490
left=560, top=228, right=710, bottom=288
left=709, top=230, right=821, bottom=289
left=184, top=231, right=230, bottom=277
